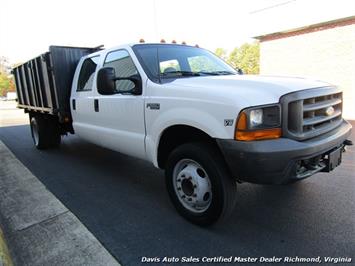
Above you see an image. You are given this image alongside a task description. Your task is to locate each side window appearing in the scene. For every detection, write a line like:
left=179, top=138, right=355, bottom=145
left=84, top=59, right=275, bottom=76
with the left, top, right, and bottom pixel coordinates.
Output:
left=104, top=50, right=138, bottom=93
left=77, top=56, right=99, bottom=91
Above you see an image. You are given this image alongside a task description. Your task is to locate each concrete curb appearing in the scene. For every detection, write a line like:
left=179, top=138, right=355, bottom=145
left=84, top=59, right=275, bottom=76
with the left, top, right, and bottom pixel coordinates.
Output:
left=0, top=141, right=120, bottom=266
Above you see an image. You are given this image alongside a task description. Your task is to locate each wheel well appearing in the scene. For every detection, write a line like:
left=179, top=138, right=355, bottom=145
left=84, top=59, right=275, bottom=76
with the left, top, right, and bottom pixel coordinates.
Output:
left=157, top=125, right=217, bottom=169
left=29, top=111, right=72, bottom=135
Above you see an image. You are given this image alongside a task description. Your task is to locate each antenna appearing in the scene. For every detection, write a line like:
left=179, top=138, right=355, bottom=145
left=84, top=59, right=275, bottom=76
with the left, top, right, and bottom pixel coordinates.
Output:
left=153, top=0, right=158, bottom=39
left=250, top=0, right=296, bottom=14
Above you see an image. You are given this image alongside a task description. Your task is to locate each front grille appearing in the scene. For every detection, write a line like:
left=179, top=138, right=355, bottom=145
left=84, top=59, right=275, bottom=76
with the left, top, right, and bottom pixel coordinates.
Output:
left=281, top=87, right=343, bottom=141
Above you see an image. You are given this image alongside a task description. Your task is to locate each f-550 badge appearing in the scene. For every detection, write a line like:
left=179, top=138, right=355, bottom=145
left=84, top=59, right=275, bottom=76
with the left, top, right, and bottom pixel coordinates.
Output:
left=224, top=119, right=234, bottom=126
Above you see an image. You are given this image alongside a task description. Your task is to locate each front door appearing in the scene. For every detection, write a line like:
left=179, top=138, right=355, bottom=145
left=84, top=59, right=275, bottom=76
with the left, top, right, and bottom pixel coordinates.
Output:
left=93, top=49, right=146, bottom=160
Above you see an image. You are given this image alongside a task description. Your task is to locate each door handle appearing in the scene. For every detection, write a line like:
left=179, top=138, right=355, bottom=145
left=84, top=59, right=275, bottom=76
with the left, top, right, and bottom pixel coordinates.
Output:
left=72, top=99, right=76, bottom=110
left=94, top=99, right=99, bottom=112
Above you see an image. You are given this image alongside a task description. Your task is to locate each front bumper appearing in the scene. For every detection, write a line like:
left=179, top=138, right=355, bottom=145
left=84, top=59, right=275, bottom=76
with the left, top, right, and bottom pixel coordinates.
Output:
left=217, top=120, right=352, bottom=184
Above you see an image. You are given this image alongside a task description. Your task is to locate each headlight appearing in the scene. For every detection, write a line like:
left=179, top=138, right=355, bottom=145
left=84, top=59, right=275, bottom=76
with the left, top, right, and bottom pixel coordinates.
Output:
left=235, top=104, right=281, bottom=141
left=249, top=109, right=263, bottom=128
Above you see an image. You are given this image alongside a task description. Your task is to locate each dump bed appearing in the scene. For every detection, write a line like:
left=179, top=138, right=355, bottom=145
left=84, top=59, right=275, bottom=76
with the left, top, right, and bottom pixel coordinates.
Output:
left=13, top=46, right=99, bottom=121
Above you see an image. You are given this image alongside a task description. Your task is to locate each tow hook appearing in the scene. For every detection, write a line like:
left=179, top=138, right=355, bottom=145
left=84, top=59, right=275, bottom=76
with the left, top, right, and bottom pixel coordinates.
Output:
left=342, top=139, right=353, bottom=153
left=344, top=139, right=353, bottom=146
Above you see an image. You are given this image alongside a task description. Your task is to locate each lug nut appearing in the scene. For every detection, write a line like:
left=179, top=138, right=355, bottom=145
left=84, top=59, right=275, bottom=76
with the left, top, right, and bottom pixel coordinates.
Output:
left=188, top=198, right=192, bottom=201
left=193, top=194, right=197, bottom=197
left=193, top=185, right=197, bottom=188
left=177, top=187, right=181, bottom=191
left=182, top=195, right=186, bottom=198
left=177, top=179, right=181, bottom=182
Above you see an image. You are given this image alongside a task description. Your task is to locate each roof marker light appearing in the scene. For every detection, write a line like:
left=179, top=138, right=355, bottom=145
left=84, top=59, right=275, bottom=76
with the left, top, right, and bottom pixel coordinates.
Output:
left=160, top=39, right=166, bottom=43
left=139, top=38, right=145, bottom=43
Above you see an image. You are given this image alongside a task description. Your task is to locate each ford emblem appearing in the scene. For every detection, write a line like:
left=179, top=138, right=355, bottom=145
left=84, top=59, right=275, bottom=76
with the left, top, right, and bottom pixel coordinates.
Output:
left=325, top=106, right=335, bottom=116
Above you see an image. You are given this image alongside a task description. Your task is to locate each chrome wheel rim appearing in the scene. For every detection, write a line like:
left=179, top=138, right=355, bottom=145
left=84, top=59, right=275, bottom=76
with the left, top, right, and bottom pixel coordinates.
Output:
left=173, top=159, right=212, bottom=213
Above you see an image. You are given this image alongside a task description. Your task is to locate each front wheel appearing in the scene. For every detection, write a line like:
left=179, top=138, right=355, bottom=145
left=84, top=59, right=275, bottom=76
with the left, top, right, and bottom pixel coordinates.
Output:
left=165, top=143, right=237, bottom=226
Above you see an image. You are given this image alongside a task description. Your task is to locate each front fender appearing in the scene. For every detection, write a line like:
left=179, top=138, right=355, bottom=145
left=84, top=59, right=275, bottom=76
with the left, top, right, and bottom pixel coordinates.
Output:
left=145, top=107, right=233, bottom=167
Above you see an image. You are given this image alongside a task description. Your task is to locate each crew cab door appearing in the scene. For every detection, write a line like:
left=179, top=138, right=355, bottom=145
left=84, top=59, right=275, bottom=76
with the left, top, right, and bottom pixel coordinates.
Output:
left=92, top=49, right=146, bottom=160
left=71, top=55, right=100, bottom=144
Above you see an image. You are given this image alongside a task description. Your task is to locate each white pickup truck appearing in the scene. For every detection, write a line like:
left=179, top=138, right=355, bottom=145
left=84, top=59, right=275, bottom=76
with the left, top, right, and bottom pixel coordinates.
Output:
left=13, top=43, right=352, bottom=225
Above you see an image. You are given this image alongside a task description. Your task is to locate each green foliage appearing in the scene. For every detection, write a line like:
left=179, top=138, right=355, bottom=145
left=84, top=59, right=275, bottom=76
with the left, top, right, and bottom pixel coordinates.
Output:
left=214, top=48, right=227, bottom=61
left=215, top=42, right=260, bottom=74
left=0, top=75, right=15, bottom=97
left=0, top=57, right=15, bottom=96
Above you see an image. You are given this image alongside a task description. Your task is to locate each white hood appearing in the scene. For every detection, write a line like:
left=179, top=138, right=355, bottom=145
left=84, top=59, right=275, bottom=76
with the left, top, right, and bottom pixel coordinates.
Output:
left=166, top=75, right=333, bottom=106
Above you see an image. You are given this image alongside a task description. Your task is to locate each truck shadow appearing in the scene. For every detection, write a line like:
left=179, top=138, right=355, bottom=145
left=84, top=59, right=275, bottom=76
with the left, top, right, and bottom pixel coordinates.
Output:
left=0, top=124, right=354, bottom=264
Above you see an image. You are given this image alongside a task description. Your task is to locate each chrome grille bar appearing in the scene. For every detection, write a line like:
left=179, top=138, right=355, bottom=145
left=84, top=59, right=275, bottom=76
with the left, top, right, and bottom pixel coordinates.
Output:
left=303, top=110, right=341, bottom=126
left=303, top=98, right=342, bottom=112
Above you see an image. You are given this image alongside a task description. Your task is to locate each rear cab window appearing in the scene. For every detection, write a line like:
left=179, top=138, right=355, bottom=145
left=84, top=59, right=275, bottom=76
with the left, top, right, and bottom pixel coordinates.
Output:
left=77, top=56, right=100, bottom=91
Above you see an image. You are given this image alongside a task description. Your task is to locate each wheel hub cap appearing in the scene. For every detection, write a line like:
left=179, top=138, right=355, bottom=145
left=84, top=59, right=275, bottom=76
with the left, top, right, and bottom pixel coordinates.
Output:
left=173, top=159, right=212, bottom=213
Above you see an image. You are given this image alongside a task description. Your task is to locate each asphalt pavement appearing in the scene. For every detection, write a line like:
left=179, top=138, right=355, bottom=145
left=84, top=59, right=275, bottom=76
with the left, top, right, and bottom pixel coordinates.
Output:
left=0, top=102, right=354, bottom=265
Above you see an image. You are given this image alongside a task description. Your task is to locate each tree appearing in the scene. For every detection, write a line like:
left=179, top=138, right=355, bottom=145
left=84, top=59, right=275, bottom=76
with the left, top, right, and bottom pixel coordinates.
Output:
left=0, top=56, right=15, bottom=97
left=214, top=48, right=228, bottom=61
left=227, top=42, right=260, bottom=74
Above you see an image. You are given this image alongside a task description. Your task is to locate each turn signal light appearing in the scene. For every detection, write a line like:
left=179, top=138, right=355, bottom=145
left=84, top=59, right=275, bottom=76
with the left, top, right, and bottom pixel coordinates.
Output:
left=235, top=128, right=281, bottom=141
left=236, top=112, right=247, bottom=130
left=235, top=112, right=281, bottom=141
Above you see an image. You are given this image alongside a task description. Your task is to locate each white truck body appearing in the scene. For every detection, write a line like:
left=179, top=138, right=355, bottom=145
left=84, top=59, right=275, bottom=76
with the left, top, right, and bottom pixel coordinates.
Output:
left=15, top=43, right=352, bottom=225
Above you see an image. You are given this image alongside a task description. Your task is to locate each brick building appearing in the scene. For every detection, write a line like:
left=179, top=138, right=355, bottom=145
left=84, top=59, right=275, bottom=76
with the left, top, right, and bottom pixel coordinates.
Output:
left=255, top=16, right=355, bottom=120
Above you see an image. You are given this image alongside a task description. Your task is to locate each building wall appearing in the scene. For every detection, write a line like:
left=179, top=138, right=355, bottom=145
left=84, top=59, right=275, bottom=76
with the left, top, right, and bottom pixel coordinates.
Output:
left=259, top=23, right=355, bottom=120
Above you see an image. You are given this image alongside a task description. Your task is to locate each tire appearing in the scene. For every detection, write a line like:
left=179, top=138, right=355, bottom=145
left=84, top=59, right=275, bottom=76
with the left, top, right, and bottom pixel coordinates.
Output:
left=30, top=114, right=61, bottom=149
left=165, top=142, right=237, bottom=226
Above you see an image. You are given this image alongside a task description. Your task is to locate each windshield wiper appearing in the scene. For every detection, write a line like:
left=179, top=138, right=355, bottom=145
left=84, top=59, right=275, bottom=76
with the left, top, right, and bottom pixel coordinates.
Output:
left=160, top=70, right=236, bottom=78
left=160, top=71, right=201, bottom=77
left=198, top=70, right=236, bottom=76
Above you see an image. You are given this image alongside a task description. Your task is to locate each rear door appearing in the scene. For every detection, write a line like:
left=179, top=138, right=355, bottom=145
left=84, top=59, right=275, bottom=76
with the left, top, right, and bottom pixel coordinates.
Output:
left=71, top=55, right=100, bottom=143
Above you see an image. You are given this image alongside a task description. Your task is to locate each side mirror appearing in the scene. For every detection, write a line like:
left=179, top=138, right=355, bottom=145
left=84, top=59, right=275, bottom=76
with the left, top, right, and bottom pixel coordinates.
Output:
left=97, top=67, right=116, bottom=95
left=97, top=67, right=142, bottom=95
left=125, top=74, right=142, bottom=95
left=237, top=68, right=243, bottom=75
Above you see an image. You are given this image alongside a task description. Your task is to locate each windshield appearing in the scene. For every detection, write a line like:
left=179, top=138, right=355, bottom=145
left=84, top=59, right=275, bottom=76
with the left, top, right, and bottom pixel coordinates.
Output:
left=132, top=44, right=237, bottom=82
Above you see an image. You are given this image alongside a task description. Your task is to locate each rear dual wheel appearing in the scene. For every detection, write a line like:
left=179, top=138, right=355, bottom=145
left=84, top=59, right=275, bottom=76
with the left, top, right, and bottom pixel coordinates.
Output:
left=30, top=114, right=61, bottom=149
left=166, top=143, right=237, bottom=226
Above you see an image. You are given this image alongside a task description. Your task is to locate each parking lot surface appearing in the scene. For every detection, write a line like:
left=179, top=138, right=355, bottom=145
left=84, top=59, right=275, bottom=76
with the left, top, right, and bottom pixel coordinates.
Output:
left=0, top=101, right=354, bottom=265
